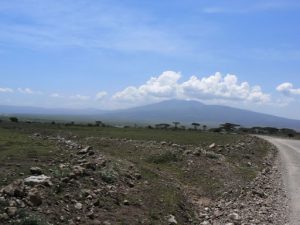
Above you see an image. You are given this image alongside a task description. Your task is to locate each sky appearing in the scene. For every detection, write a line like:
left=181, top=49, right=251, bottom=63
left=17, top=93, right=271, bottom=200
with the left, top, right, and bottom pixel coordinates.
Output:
left=0, top=0, right=300, bottom=119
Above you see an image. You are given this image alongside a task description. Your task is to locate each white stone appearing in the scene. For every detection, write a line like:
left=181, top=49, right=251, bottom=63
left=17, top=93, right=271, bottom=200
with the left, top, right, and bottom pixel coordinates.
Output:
left=201, top=221, right=210, bottom=225
left=229, top=212, right=240, bottom=221
left=209, top=143, right=216, bottom=149
left=168, top=215, right=177, bottom=224
left=24, top=175, right=51, bottom=185
left=75, top=202, right=83, bottom=210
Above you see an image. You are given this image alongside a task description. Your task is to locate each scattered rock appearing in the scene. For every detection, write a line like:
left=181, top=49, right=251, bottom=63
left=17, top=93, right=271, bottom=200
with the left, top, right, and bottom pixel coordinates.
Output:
left=209, top=143, right=216, bottom=149
left=74, top=202, right=83, bottom=210
left=0, top=213, right=9, bottom=221
left=200, top=221, right=210, bottom=225
left=72, top=165, right=86, bottom=176
left=228, top=212, right=240, bottom=221
left=87, top=210, right=95, bottom=219
left=24, top=175, right=52, bottom=186
left=168, top=214, right=178, bottom=225
left=0, top=131, right=288, bottom=225
left=27, top=188, right=43, bottom=206
left=1, top=179, right=25, bottom=198
left=90, top=219, right=102, bottom=225
left=213, top=209, right=223, bottom=217
left=78, top=146, right=93, bottom=155
left=6, top=207, right=17, bottom=217
left=102, top=221, right=111, bottom=225
left=30, top=167, right=43, bottom=175
left=161, top=141, right=167, bottom=145
left=0, top=197, right=5, bottom=204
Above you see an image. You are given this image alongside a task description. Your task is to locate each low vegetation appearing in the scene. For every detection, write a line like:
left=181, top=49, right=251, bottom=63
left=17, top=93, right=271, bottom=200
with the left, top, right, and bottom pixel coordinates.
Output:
left=0, top=119, right=285, bottom=224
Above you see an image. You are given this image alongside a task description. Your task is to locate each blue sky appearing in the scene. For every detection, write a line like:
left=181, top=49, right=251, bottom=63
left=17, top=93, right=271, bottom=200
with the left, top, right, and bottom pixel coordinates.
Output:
left=0, top=0, right=300, bottom=119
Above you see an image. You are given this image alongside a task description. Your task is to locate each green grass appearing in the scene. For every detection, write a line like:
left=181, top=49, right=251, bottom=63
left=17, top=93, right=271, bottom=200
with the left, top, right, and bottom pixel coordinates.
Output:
left=0, top=122, right=272, bottom=225
left=0, top=127, right=56, bottom=160
left=146, top=151, right=181, bottom=164
left=0, top=127, right=58, bottom=186
left=3, top=122, right=240, bottom=146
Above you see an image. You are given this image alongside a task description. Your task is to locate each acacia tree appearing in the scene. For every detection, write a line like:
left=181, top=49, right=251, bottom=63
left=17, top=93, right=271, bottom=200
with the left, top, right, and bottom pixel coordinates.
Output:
left=191, top=122, right=200, bottom=130
left=173, top=122, right=180, bottom=129
left=220, top=123, right=240, bottom=132
left=95, top=121, right=103, bottom=126
left=9, top=117, right=18, bottom=123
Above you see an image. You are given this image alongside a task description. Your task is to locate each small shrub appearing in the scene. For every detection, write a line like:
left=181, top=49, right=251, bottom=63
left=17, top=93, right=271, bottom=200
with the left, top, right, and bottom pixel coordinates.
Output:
left=205, top=151, right=220, bottom=159
left=52, top=167, right=71, bottom=178
left=100, top=169, right=118, bottom=184
left=17, top=212, right=48, bottom=225
left=9, top=117, right=18, bottom=123
left=19, top=218, right=39, bottom=225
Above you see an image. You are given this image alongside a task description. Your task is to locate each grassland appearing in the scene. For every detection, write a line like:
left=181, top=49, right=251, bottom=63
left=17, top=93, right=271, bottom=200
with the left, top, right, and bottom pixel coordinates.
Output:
left=0, top=121, right=273, bottom=225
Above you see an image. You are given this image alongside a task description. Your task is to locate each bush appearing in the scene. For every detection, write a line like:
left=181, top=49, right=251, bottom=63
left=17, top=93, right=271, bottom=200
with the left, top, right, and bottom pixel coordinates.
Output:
left=17, top=212, right=48, bottom=225
left=205, top=151, right=220, bottom=159
left=100, top=169, right=118, bottom=184
left=19, top=218, right=39, bottom=225
left=9, top=117, right=18, bottom=123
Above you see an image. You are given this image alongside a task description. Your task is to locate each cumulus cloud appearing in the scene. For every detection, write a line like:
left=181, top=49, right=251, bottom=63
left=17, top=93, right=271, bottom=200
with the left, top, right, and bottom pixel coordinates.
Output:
left=181, top=72, right=270, bottom=103
left=18, top=88, right=42, bottom=95
left=113, top=71, right=270, bottom=104
left=276, top=82, right=300, bottom=95
left=95, top=91, right=107, bottom=101
left=113, top=71, right=181, bottom=102
left=70, top=94, right=91, bottom=101
left=0, top=87, right=13, bottom=93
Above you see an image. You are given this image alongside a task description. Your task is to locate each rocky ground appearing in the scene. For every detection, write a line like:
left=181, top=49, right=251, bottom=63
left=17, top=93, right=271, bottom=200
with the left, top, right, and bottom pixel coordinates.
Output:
left=197, top=144, right=289, bottom=225
left=0, top=125, right=290, bottom=225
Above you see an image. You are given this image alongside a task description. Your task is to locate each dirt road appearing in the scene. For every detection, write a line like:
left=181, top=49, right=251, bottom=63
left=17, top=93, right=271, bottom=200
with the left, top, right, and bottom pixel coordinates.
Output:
left=260, top=136, right=300, bottom=225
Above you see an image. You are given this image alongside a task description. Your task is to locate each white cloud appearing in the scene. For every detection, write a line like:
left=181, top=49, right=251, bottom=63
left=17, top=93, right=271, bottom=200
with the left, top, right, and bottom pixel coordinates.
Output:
left=95, top=91, right=107, bottom=101
left=70, top=94, right=91, bottom=101
left=50, top=93, right=62, bottom=98
left=113, top=71, right=181, bottom=102
left=113, top=71, right=271, bottom=104
left=181, top=73, right=270, bottom=103
left=17, top=88, right=42, bottom=95
left=0, top=87, right=13, bottom=93
left=276, top=82, right=300, bottom=95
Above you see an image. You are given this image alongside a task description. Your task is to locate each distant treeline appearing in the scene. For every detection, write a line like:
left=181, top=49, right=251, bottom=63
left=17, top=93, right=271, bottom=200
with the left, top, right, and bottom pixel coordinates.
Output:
left=2, top=117, right=298, bottom=137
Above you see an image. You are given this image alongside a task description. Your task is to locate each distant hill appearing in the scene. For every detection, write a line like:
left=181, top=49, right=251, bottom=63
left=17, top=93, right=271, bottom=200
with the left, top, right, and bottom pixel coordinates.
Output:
left=1, top=100, right=300, bottom=130
left=0, top=105, right=104, bottom=116
left=99, top=100, right=300, bottom=130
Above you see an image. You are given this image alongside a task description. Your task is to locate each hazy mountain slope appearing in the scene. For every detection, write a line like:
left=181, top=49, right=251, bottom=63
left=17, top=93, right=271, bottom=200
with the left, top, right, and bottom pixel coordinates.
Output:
left=0, top=105, right=105, bottom=116
left=1, top=100, right=300, bottom=130
left=99, top=100, right=300, bottom=130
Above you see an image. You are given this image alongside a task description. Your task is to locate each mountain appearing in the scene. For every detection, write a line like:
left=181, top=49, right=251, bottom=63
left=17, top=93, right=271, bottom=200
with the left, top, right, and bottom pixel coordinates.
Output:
left=1, top=100, right=300, bottom=130
left=0, top=105, right=105, bottom=116
left=99, top=100, right=300, bottom=130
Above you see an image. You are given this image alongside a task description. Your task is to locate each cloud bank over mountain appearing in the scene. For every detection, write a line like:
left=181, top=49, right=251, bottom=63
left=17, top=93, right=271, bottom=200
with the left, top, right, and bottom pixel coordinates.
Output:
left=113, top=71, right=270, bottom=104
